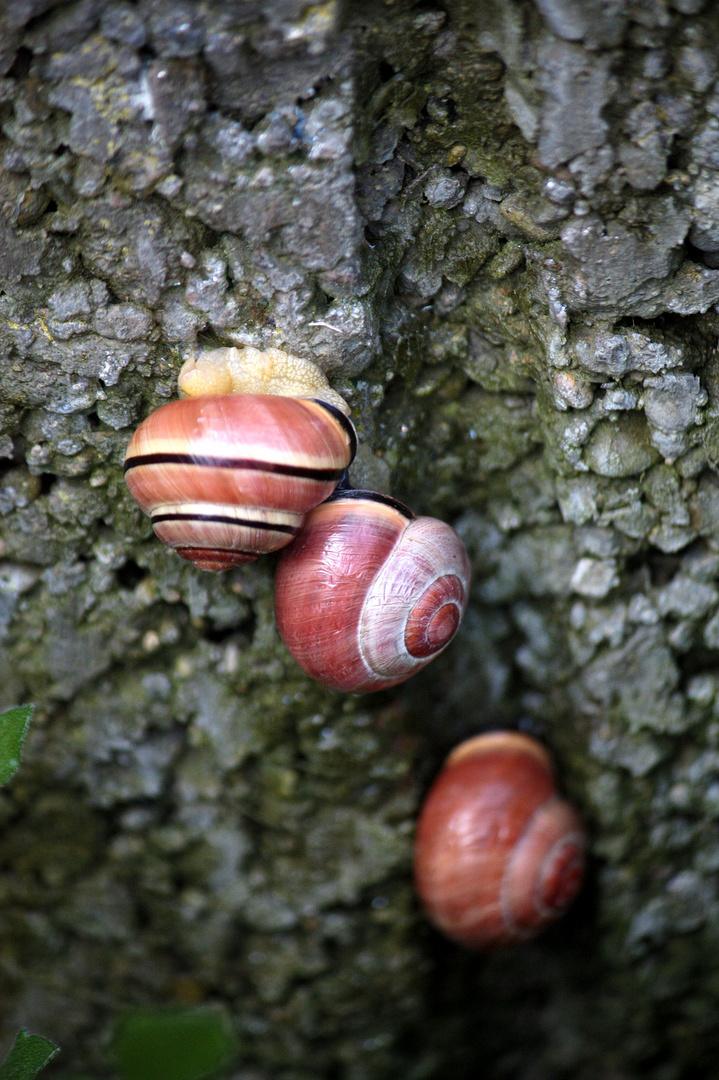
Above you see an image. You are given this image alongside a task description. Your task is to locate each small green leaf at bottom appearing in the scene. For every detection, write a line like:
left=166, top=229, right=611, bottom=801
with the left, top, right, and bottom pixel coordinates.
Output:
left=0, top=705, right=34, bottom=786
left=112, top=1005, right=239, bottom=1080
left=0, top=1029, right=59, bottom=1080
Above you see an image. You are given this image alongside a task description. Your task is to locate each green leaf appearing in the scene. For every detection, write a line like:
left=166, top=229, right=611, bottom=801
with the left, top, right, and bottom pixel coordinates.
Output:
left=0, top=1029, right=59, bottom=1080
left=0, top=705, right=33, bottom=786
left=112, top=1006, right=239, bottom=1080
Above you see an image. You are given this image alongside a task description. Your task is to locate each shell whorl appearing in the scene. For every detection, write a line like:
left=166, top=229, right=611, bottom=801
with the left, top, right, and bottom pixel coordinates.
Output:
left=357, top=512, right=471, bottom=680
left=501, top=795, right=586, bottom=937
left=274, top=491, right=471, bottom=692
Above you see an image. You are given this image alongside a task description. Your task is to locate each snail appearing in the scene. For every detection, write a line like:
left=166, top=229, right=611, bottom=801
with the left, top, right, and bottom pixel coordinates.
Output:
left=274, top=488, right=471, bottom=692
left=124, top=347, right=356, bottom=571
left=413, top=731, right=586, bottom=949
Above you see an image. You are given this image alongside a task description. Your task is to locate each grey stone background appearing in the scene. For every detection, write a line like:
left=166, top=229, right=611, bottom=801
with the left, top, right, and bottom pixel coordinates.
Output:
left=2, top=0, right=719, bottom=1076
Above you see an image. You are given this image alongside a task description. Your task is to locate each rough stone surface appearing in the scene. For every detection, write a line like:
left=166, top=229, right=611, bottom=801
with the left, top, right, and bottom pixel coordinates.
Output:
left=4, top=1, right=719, bottom=1079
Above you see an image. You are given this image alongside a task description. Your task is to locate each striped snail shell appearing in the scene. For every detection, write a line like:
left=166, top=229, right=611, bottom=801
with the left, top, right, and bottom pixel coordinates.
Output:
left=124, top=347, right=356, bottom=571
left=414, top=732, right=586, bottom=949
left=274, top=489, right=471, bottom=692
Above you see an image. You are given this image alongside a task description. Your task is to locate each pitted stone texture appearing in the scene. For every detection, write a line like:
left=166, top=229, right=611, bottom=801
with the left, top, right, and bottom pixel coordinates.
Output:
left=570, top=557, right=620, bottom=598
left=4, top=1, right=719, bottom=1078
left=644, top=373, right=708, bottom=457
left=618, top=101, right=670, bottom=191
left=584, top=415, right=660, bottom=477
left=557, top=201, right=690, bottom=314
left=536, top=40, right=613, bottom=168
left=690, top=168, right=719, bottom=258
left=572, top=328, right=689, bottom=378
left=534, top=0, right=626, bottom=47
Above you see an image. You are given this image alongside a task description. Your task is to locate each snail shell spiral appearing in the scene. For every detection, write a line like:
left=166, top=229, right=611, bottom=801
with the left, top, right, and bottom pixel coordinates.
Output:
left=274, top=490, right=471, bottom=692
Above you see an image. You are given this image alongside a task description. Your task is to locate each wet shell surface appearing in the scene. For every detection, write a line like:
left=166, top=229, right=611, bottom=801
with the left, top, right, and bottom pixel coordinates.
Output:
left=274, top=490, right=471, bottom=691
left=124, top=394, right=356, bottom=571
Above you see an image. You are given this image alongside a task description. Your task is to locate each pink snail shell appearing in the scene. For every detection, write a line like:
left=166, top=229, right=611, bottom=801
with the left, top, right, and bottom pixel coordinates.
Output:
left=274, top=490, right=471, bottom=692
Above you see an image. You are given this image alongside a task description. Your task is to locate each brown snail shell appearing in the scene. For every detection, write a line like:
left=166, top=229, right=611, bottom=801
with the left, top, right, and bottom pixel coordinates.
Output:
left=274, top=489, right=471, bottom=692
left=124, top=348, right=356, bottom=571
left=413, top=732, right=586, bottom=948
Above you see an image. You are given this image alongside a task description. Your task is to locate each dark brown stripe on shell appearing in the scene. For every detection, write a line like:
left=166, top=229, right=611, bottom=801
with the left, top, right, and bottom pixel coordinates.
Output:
left=151, top=512, right=299, bottom=534
left=310, top=400, right=358, bottom=464
left=177, top=546, right=258, bottom=561
left=322, top=487, right=415, bottom=521
left=124, top=452, right=347, bottom=482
